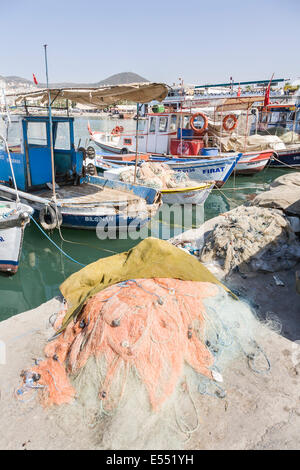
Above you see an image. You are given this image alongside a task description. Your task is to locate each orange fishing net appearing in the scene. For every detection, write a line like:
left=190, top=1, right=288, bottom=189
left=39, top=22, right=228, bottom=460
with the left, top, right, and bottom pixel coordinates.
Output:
left=24, top=278, right=218, bottom=411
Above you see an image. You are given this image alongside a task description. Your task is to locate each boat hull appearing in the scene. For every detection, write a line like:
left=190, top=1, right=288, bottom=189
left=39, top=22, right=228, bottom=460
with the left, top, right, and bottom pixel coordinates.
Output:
left=161, top=184, right=213, bottom=205
left=159, top=155, right=241, bottom=187
left=269, top=147, right=300, bottom=168
left=0, top=178, right=161, bottom=233
left=0, top=226, right=24, bottom=274
left=235, top=151, right=272, bottom=175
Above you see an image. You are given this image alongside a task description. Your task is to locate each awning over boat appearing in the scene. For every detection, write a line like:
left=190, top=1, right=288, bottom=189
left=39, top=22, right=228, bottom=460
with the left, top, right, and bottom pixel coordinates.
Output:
left=215, top=96, right=265, bottom=112
left=13, top=83, right=169, bottom=107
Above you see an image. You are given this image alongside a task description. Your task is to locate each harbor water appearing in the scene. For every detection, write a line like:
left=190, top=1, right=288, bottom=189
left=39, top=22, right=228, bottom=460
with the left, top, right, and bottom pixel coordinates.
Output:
left=0, top=116, right=288, bottom=321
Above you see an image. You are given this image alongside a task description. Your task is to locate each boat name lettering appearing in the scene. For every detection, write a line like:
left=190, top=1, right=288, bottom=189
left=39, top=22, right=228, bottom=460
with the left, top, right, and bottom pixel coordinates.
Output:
left=0, top=236, right=4, bottom=242
left=202, top=167, right=225, bottom=174
left=85, top=216, right=114, bottom=222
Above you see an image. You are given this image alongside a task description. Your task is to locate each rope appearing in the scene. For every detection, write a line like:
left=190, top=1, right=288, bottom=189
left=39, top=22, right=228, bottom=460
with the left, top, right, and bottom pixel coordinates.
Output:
left=56, top=223, right=118, bottom=255
left=29, top=215, right=86, bottom=268
left=271, top=153, right=300, bottom=171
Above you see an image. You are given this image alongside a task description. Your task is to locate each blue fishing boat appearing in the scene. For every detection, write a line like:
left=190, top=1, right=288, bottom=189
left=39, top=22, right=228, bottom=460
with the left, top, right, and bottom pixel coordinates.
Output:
left=0, top=114, right=161, bottom=232
left=91, top=153, right=242, bottom=187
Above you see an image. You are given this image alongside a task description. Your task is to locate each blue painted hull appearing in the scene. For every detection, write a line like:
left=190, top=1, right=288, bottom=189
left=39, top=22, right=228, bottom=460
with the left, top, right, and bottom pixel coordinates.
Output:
left=269, top=148, right=300, bottom=168
left=59, top=212, right=150, bottom=231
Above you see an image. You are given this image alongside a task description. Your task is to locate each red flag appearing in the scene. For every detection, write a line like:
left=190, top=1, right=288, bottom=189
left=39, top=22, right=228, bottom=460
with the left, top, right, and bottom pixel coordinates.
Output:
left=264, top=73, right=274, bottom=107
left=237, top=86, right=241, bottom=97
left=32, top=73, right=38, bottom=85
left=264, top=82, right=271, bottom=107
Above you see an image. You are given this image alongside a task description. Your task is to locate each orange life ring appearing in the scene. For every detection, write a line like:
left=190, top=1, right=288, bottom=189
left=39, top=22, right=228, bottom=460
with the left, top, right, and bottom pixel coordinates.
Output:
left=222, top=114, right=238, bottom=132
left=189, top=113, right=208, bottom=135
left=111, top=126, right=121, bottom=135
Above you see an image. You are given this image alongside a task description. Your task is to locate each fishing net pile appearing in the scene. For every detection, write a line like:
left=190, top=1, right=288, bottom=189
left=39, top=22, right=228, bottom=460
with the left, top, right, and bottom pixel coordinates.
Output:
left=119, top=162, right=197, bottom=190
left=200, top=206, right=300, bottom=274
left=16, top=239, right=272, bottom=448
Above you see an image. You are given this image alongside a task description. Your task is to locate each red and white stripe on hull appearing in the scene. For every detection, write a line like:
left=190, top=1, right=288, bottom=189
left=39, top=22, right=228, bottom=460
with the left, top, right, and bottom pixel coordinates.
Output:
left=0, top=263, right=19, bottom=274
left=235, top=150, right=273, bottom=175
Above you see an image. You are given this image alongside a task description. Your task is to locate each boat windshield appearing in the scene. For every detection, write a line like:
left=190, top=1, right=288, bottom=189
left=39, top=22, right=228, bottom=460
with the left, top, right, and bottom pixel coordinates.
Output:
left=7, top=121, right=21, bottom=150
left=54, top=121, right=71, bottom=150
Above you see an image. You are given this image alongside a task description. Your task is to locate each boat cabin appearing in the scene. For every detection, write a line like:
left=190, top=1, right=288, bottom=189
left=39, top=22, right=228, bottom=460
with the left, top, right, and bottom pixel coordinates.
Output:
left=137, top=112, right=208, bottom=155
left=252, top=104, right=300, bottom=134
left=0, top=115, right=83, bottom=192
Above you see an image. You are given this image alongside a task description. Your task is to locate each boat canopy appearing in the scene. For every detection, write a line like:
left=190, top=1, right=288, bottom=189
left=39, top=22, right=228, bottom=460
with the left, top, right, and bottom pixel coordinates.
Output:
left=13, top=83, right=169, bottom=108
left=215, top=96, right=265, bottom=112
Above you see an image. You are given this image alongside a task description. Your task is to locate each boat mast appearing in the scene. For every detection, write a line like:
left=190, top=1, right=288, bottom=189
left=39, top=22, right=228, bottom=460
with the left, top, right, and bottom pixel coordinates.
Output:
left=133, top=102, right=139, bottom=183
left=43, top=44, right=56, bottom=202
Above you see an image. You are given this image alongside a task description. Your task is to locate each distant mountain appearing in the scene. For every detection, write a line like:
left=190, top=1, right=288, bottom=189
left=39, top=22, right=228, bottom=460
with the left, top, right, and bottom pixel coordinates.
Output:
left=0, top=75, right=34, bottom=86
left=0, top=72, right=149, bottom=88
left=96, top=72, right=149, bottom=86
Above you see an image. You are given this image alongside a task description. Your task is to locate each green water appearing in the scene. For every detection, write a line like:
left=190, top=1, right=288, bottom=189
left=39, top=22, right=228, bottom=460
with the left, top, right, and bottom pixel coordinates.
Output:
left=0, top=117, right=288, bottom=321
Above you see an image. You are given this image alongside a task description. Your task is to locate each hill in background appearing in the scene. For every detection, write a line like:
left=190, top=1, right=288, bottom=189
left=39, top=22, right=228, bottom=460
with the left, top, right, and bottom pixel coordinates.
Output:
left=0, top=72, right=149, bottom=88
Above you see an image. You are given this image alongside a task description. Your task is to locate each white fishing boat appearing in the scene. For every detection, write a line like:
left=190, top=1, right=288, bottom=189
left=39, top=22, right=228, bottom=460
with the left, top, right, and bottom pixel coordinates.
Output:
left=102, top=164, right=214, bottom=204
left=87, top=98, right=272, bottom=176
left=98, top=153, right=241, bottom=187
left=0, top=201, right=33, bottom=274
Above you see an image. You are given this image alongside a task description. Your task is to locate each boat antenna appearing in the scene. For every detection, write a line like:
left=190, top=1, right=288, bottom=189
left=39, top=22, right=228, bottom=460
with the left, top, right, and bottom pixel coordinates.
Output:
left=43, top=44, right=56, bottom=202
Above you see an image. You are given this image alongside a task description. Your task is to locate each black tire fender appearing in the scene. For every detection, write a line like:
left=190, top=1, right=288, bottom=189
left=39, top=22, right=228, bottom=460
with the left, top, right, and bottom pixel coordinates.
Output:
left=39, top=204, right=63, bottom=231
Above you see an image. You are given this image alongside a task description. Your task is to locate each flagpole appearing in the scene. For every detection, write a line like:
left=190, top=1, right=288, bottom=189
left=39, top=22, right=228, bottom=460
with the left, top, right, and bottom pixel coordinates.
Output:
left=43, top=44, right=56, bottom=202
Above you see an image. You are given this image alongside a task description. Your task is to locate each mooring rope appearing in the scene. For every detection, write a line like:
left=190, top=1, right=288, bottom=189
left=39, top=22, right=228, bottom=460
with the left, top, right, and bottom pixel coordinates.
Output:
left=29, top=215, right=86, bottom=268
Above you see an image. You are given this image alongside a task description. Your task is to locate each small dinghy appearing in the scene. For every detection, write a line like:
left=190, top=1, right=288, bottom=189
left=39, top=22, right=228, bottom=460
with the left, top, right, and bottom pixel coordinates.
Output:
left=0, top=201, right=33, bottom=274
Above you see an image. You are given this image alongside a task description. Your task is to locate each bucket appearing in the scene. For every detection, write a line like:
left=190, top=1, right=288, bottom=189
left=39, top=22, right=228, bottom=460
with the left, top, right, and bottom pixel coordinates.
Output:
left=201, top=147, right=219, bottom=156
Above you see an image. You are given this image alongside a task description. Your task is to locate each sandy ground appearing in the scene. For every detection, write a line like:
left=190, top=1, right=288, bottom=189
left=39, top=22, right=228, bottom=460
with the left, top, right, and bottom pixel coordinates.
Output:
left=0, top=277, right=299, bottom=450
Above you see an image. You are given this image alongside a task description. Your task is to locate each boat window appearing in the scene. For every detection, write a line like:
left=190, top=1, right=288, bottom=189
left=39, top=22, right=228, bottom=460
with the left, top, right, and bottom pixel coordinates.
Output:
left=54, top=122, right=71, bottom=150
left=158, top=117, right=168, bottom=133
left=149, top=117, right=156, bottom=133
left=289, top=111, right=296, bottom=121
left=6, top=122, right=21, bottom=149
left=183, top=115, right=190, bottom=129
left=27, top=121, right=48, bottom=146
left=279, top=112, right=287, bottom=122
left=137, top=120, right=145, bottom=132
left=169, top=115, right=177, bottom=132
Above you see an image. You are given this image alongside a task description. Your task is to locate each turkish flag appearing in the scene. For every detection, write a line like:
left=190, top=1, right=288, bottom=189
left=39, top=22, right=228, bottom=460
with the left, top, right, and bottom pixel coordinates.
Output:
left=32, top=73, right=38, bottom=85
left=264, top=82, right=271, bottom=107
left=237, top=86, right=241, bottom=97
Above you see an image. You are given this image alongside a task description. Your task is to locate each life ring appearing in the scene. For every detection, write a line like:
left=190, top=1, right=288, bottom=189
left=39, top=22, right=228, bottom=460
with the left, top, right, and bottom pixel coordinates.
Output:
left=119, top=126, right=124, bottom=133
left=190, top=113, right=208, bottom=135
left=112, top=126, right=121, bottom=135
left=222, top=114, right=238, bottom=132
left=39, top=205, right=63, bottom=231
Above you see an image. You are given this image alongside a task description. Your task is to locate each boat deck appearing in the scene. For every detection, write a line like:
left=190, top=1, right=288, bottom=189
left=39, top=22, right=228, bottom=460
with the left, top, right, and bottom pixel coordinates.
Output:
left=37, top=183, right=141, bottom=206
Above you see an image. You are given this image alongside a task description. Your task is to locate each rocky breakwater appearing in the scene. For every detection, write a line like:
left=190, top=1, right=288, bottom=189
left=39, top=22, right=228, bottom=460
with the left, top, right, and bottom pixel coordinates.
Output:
left=170, top=172, right=300, bottom=340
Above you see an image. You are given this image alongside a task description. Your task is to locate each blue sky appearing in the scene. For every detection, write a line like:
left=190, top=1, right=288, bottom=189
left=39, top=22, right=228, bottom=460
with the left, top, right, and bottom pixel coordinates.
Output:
left=1, top=0, right=299, bottom=85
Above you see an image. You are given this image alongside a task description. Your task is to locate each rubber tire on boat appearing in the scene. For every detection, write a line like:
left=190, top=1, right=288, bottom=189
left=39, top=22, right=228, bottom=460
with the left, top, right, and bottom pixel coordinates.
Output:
left=87, top=163, right=97, bottom=175
left=39, top=205, right=63, bottom=231
left=86, top=146, right=96, bottom=159
left=121, top=148, right=128, bottom=154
